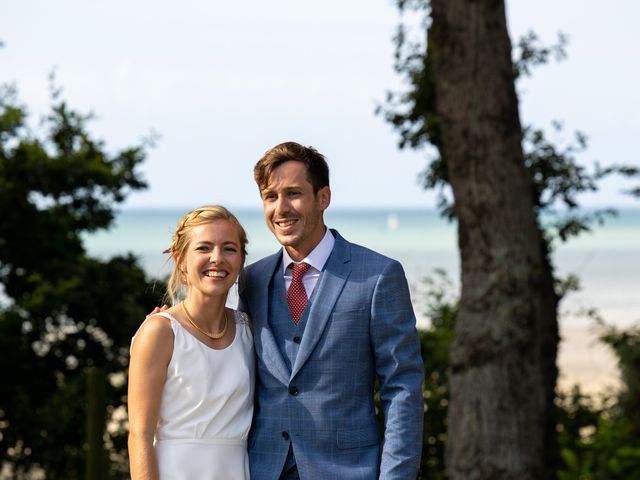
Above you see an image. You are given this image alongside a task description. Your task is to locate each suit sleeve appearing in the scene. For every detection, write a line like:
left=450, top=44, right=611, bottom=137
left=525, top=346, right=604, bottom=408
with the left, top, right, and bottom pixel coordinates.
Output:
left=370, top=260, right=424, bottom=478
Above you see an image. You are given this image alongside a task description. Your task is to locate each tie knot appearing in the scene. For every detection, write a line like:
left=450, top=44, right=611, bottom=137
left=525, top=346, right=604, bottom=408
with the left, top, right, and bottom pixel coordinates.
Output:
left=290, top=262, right=311, bottom=280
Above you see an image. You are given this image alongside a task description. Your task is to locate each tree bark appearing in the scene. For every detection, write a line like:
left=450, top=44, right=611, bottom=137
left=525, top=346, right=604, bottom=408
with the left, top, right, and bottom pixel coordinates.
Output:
left=428, top=0, right=559, bottom=478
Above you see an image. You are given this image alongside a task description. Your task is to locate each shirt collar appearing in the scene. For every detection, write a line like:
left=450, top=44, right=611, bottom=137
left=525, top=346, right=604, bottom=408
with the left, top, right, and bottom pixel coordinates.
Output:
left=282, top=228, right=335, bottom=274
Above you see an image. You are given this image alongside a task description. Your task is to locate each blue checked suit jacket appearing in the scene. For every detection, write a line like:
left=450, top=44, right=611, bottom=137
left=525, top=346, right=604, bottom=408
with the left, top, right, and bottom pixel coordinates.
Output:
left=239, top=230, right=423, bottom=479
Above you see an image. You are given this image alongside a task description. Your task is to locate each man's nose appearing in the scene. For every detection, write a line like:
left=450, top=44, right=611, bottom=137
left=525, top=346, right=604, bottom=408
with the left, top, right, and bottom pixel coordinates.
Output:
left=275, top=196, right=289, bottom=215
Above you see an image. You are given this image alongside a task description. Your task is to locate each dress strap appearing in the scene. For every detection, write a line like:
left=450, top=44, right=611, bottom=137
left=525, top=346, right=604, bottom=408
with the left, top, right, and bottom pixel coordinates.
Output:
left=232, top=310, right=253, bottom=341
left=151, top=311, right=180, bottom=336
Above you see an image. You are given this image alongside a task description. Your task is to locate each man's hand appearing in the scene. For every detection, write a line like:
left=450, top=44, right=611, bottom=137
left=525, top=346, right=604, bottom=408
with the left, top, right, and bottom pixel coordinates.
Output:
left=147, top=305, right=169, bottom=317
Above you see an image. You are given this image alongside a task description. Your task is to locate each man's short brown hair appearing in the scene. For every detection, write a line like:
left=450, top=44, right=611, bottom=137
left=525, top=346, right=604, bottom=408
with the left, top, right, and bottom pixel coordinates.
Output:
left=254, top=141, right=330, bottom=193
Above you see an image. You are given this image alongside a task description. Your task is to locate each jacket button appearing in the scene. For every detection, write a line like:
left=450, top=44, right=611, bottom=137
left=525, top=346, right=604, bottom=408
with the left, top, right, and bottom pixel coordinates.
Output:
left=293, top=336, right=301, bottom=344
left=282, top=431, right=290, bottom=441
left=289, top=385, right=299, bottom=396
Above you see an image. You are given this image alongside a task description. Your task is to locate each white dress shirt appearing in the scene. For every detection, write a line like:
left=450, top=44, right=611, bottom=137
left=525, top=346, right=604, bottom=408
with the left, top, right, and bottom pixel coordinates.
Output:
left=282, top=228, right=335, bottom=297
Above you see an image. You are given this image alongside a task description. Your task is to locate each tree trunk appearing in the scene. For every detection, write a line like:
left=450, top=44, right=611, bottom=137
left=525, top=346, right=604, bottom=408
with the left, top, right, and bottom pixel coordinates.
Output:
left=428, top=0, right=559, bottom=478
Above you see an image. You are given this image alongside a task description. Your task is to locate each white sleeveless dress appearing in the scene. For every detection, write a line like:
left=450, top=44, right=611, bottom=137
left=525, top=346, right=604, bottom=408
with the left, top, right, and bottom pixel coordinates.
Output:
left=150, top=310, right=254, bottom=480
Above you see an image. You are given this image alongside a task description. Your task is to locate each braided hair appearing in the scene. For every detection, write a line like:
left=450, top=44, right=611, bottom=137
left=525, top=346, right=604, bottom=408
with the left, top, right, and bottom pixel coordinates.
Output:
left=164, top=205, right=248, bottom=304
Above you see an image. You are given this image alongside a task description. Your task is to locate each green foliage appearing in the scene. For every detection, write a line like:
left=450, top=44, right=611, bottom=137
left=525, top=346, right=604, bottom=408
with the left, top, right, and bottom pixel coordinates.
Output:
left=0, top=84, right=162, bottom=478
left=0, top=84, right=147, bottom=301
left=557, top=392, right=640, bottom=479
left=555, top=387, right=608, bottom=479
left=598, top=323, right=640, bottom=430
left=544, top=321, right=640, bottom=479
left=524, top=123, right=638, bottom=244
left=513, top=31, right=567, bottom=78
left=418, top=270, right=457, bottom=479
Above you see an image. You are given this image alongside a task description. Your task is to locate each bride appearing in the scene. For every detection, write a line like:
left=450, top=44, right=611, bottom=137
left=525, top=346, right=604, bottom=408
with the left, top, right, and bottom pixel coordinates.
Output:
left=128, top=205, right=254, bottom=479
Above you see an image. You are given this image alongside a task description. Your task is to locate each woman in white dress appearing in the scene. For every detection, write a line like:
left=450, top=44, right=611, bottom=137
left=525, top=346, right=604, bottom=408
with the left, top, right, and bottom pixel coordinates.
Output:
left=128, top=205, right=254, bottom=480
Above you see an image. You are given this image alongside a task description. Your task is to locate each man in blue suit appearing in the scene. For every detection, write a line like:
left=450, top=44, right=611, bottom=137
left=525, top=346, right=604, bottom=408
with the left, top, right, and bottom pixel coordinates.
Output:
left=239, top=142, right=424, bottom=479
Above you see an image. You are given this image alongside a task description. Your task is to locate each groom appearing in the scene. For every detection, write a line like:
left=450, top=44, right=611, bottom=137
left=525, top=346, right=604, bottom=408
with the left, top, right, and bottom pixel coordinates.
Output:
left=239, top=142, right=424, bottom=479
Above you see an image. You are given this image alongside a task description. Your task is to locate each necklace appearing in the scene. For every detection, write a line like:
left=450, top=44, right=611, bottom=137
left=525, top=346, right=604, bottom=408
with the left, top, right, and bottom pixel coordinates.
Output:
left=181, top=301, right=228, bottom=340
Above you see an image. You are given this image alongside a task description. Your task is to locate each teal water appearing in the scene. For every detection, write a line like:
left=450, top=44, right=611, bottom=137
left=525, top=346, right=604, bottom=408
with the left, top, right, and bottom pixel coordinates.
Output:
left=83, top=208, right=640, bottom=327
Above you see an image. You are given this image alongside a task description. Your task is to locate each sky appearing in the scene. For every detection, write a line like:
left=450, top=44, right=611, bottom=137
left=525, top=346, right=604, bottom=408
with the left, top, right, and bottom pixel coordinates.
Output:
left=2, top=0, right=639, bottom=210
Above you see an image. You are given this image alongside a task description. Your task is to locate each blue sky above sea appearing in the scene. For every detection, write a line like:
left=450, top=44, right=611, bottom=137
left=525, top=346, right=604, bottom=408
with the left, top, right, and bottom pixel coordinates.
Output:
left=3, top=0, right=639, bottom=211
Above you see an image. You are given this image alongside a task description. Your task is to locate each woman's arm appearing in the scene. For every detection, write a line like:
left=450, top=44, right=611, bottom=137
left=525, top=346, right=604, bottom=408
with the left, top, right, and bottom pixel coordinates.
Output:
left=127, top=315, right=174, bottom=480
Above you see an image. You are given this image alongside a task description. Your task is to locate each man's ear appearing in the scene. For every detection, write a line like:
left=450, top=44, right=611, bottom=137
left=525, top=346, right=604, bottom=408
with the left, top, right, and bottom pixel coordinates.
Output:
left=319, top=186, right=331, bottom=210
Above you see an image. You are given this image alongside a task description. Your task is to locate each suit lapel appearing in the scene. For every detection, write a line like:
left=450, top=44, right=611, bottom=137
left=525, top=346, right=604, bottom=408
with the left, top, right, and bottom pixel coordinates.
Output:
left=252, top=252, right=290, bottom=385
left=291, top=232, right=351, bottom=379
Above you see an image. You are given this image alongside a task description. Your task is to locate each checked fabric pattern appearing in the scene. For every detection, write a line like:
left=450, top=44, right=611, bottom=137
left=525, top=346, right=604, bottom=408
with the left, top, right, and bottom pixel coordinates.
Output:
left=287, top=262, right=311, bottom=325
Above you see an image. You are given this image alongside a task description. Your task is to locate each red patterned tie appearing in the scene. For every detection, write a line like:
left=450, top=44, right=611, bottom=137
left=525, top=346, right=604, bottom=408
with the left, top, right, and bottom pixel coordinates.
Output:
left=287, top=262, right=311, bottom=325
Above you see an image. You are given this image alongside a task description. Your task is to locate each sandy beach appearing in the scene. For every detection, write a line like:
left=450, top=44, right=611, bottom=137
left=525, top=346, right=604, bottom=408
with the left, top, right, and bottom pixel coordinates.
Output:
left=558, top=324, right=621, bottom=396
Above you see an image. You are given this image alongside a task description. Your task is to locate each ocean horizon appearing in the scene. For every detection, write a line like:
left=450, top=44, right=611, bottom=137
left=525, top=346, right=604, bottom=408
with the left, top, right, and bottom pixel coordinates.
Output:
left=83, top=207, right=640, bottom=329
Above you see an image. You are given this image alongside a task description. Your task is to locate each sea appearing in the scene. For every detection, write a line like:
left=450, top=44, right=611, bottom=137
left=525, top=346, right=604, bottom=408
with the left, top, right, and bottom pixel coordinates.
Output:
left=82, top=208, right=640, bottom=329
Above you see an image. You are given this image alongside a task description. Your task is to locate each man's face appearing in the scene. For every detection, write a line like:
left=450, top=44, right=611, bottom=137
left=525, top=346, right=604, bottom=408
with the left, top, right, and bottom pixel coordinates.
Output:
left=260, top=160, right=330, bottom=261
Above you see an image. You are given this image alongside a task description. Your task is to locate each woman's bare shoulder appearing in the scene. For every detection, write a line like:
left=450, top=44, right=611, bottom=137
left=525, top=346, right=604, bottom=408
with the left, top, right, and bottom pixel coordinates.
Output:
left=132, top=312, right=175, bottom=350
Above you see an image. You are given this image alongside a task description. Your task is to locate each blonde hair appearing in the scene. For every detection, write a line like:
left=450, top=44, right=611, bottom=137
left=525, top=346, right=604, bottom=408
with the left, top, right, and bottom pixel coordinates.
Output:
left=164, top=205, right=248, bottom=304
